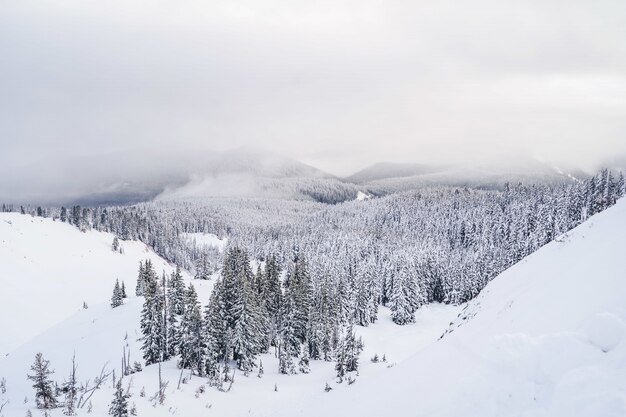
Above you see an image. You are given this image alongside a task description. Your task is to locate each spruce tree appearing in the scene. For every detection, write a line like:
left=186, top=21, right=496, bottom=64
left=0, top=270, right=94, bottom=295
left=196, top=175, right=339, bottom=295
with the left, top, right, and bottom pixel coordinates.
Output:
left=111, top=279, right=123, bottom=308
left=298, top=347, right=311, bottom=374
left=108, top=380, right=129, bottom=417
left=27, top=353, right=57, bottom=411
left=135, top=261, right=145, bottom=297
left=194, top=252, right=212, bottom=280
left=390, top=273, right=415, bottom=325
left=139, top=268, right=165, bottom=366
left=178, top=284, right=205, bottom=374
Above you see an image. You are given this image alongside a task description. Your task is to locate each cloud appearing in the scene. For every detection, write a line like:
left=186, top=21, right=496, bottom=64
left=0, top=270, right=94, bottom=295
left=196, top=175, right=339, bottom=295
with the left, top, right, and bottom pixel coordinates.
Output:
left=0, top=0, right=625, bottom=200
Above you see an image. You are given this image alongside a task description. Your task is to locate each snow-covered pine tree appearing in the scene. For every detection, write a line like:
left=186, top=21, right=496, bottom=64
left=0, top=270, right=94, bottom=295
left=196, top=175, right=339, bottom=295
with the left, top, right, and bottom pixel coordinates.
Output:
left=283, top=254, right=311, bottom=345
left=262, top=255, right=283, bottom=319
left=278, top=341, right=296, bottom=375
left=194, top=251, right=212, bottom=280
left=178, top=283, right=205, bottom=375
left=389, top=271, right=415, bottom=325
left=135, top=261, right=145, bottom=297
left=111, top=279, right=123, bottom=308
left=108, top=380, right=129, bottom=417
left=166, top=266, right=185, bottom=356
left=232, top=282, right=263, bottom=373
left=334, top=325, right=362, bottom=379
left=279, top=292, right=301, bottom=359
left=203, top=281, right=226, bottom=378
left=139, top=268, right=165, bottom=366
left=27, top=353, right=57, bottom=411
left=120, top=281, right=127, bottom=298
left=298, top=347, right=311, bottom=374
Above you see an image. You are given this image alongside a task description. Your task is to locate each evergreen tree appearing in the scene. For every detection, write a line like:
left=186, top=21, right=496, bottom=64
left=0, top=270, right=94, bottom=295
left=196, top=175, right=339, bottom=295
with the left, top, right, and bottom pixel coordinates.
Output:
left=135, top=261, right=145, bottom=297
left=108, top=380, right=129, bottom=417
left=262, top=255, right=283, bottom=319
left=278, top=341, right=296, bottom=375
left=389, top=272, right=415, bottom=325
left=178, top=284, right=205, bottom=374
left=111, top=279, right=123, bottom=308
left=120, top=281, right=127, bottom=298
left=335, top=326, right=363, bottom=379
left=27, top=353, right=57, bottom=411
left=298, top=347, right=311, bottom=374
left=139, top=268, right=165, bottom=366
left=204, top=280, right=226, bottom=377
left=194, top=252, right=212, bottom=280
left=166, top=266, right=186, bottom=355
left=232, top=285, right=262, bottom=373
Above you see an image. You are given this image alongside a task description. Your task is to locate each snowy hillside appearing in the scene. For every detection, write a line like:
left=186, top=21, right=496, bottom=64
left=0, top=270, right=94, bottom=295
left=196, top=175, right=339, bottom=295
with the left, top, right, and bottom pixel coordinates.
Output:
left=0, top=213, right=203, bottom=356
left=279, top=198, right=626, bottom=417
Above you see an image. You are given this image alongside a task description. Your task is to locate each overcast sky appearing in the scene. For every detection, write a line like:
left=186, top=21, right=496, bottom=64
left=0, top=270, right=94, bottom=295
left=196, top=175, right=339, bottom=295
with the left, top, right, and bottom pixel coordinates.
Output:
left=1, top=0, right=625, bottom=199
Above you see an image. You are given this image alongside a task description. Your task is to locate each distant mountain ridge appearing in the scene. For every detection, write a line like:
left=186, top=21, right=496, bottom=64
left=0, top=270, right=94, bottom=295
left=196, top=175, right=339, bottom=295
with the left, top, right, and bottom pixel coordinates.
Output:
left=345, top=162, right=444, bottom=184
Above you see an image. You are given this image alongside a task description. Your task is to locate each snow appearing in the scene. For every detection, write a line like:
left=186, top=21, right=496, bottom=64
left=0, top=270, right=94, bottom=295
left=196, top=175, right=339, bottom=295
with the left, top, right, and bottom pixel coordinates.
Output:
left=1, top=198, right=626, bottom=416
left=0, top=213, right=217, bottom=355
left=182, top=232, right=227, bottom=251
left=356, top=191, right=371, bottom=201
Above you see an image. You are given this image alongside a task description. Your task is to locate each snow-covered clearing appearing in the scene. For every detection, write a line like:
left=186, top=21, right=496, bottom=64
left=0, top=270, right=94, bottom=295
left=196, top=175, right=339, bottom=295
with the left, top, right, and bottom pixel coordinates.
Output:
left=182, top=232, right=227, bottom=251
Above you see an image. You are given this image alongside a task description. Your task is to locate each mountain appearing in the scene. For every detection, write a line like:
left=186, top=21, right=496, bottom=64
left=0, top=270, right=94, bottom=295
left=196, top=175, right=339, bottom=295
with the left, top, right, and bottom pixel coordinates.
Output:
left=345, top=162, right=444, bottom=184
left=349, top=156, right=585, bottom=196
left=0, top=148, right=336, bottom=206
left=156, top=149, right=358, bottom=203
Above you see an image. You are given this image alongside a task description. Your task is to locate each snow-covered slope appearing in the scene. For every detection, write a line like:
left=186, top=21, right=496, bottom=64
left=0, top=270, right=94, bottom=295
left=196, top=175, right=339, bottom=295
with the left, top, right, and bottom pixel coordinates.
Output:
left=0, top=213, right=197, bottom=356
left=281, top=198, right=626, bottom=417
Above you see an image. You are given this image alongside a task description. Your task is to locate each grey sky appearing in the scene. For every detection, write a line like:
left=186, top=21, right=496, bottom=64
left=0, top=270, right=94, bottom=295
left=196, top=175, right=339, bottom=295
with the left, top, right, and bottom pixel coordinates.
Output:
left=1, top=0, right=625, bottom=199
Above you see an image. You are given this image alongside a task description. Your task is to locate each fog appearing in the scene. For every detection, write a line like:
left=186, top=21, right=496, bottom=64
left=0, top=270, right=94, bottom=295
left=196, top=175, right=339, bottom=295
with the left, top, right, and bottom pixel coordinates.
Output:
left=1, top=0, right=625, bottom=202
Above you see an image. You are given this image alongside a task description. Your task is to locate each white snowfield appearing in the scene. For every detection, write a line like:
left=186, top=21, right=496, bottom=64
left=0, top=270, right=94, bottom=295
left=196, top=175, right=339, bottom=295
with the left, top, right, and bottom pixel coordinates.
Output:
left=0, top=213, right=197, bottom=357
left=0, top=198, right=625, bottom=417
left=182, top=232, right=227, bottom=251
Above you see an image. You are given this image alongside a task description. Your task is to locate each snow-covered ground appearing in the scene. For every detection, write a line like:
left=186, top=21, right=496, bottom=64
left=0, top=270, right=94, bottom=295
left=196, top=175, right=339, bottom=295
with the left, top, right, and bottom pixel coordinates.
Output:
left=1, top=198, right=625, bottom=416
left=182, top=232, right=227, bottom=251
left=356, top=191, right=371, bottom=201
left=0, top=213, right=207, bottom=357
